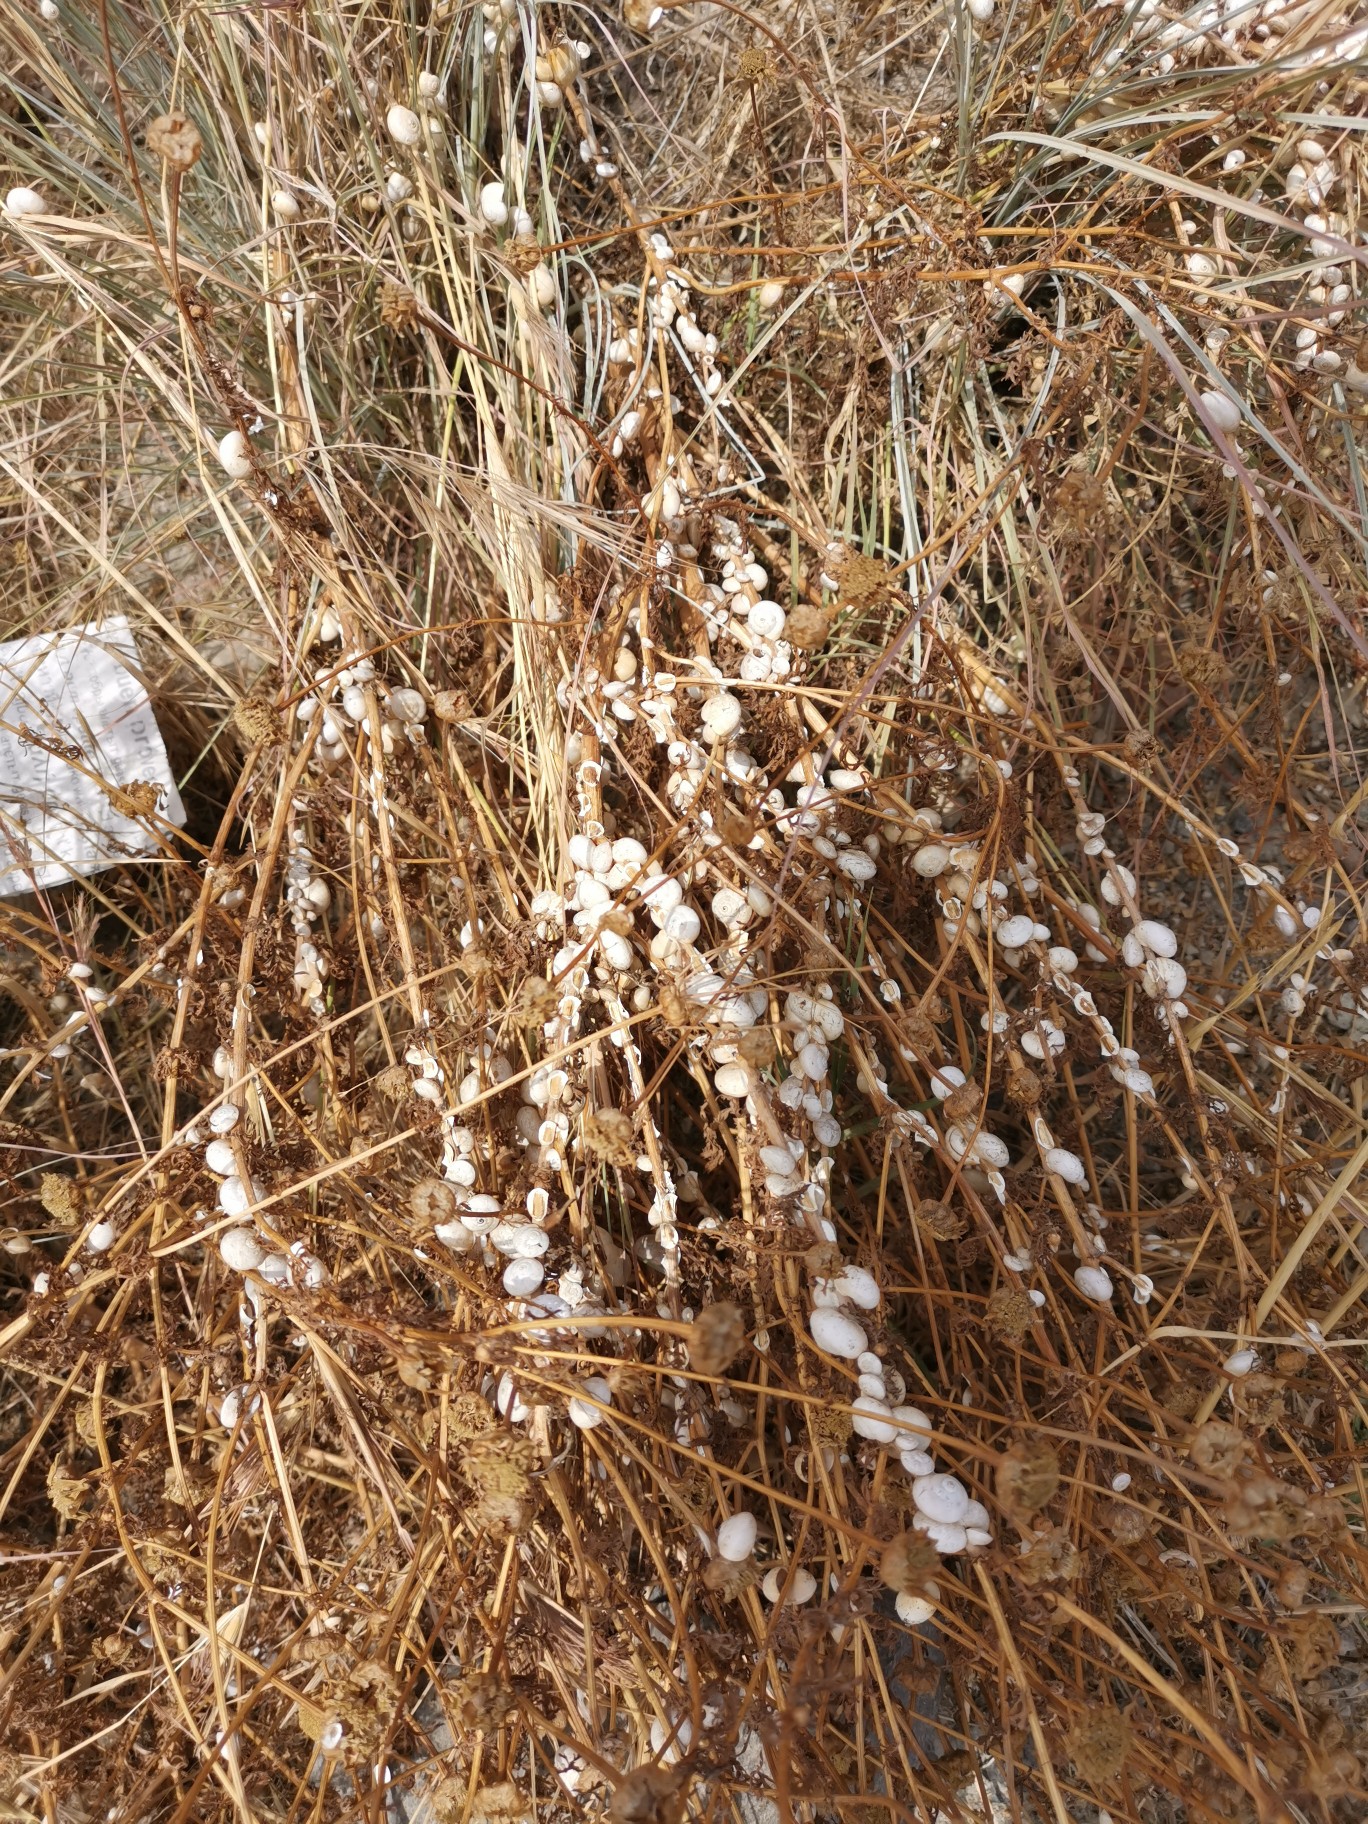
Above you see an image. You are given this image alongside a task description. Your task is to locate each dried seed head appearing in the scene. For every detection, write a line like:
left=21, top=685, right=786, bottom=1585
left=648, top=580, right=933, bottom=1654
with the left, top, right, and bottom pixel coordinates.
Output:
left=447, top=1392, right=499, bottom=1440
left=409, top=1176, right=458, bottom=1227
left=996, top=1439, right=1060, bottom=1517
left=40, top=1174, right=82, bottom=1228
left=504, top=233, right=543, bottom=275
left=914, top=1198, right=964, bottom=1241
left=687, top=1301, right=746, bottom=1376
left=461, top=1430, right=538, bottom=1534
left=804, top=1240, right=843, bottom=1278
left=879, top=1530, right=940, bottom=1595
left=736, top=46, right=772, bottom=85
left=582, top=1106, right=637, bottom=1166
left=785, top=603, right=832, bottom=651
left=233, top=693, right=280, bottom=746
left=379, top=279, right=419, bottom=331
left=1012, top=1523, right=1080, bottom=1585
left=1004, top=1055, right=1042, bottom=1107
left=736, top=1025, right=776, bottom=1066
left=433, top=687, right=470, bottom=723
left=943, top=1079, right=981, bottom=1124
left=373, top=1063, right=410, bottom=1100
left=1065, top=1709, right=1131, bottom=1786
left=658, top=983, right=692, bottom=1028
left=396, top=1349, right=433, bottom=1391
left=701, top=1553, right=759, bottom=1598
left=146, top=112, right=203, bottom=170
left=514, top=975, right=559, bottom=1025
left=455, top=1669, right=516, bottom=1733
left=1189, top=1418, right=1248, bottom=1477
left=608, top=1763, right=691, bottom=1824
left=834, top=549, right=894, bottom=606
left=985, top=1286, right=1035, bottom=1342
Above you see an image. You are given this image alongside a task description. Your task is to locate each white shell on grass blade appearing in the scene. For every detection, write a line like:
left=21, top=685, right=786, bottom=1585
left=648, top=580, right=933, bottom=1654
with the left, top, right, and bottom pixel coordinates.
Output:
left=204, top=1138, right=236, bottom=1177
left=1043, top=1146, right=1088, bottom=1185
left=490, top=1222, right=549, bottom=1259
left=748, top=599, right=787, bottom=640
left=217, top=431, right=252, bottom=479
left=1199, top=390, right=1241, bottom=433
left=895, top=1586, right=939, bottom=1624
left=700, top=693, right=743, bottom=740
left=808, top=1307, right=868, bottom=1358
left=996, top=914, right=1035, bottom=949
left=892, top=1405, right=933, bottom=1442
left=832, top=1265, right=881, bottom=1309
left=923, top=1520, right=969, bottom=1554
left=219, top=1227, right=264, bottom=1273
left=568, top=1375, right=613, bottom=1429
left=911, top=1473, right=970, bottom=1525
left=663, top=904, right=701, bottom=944
left=762, top=1565, right=817, bottom=1604
left=1074, top=1264, right=1114, bottom=1303
left=502, top=1257, right=545, bottom=1297
left=716, top=1512, right=758, bottom=1561
left=218, top=1174, right=261, bottom=1217
left=386, top=103, right=422, bottom=145
left=5, top=186, right=46, bottom=218
left=851, top=1396, right=899, bottom=1442
left=208, top=1104, right=240, bottom=1135
left=479, top=180, right=509, bottom=226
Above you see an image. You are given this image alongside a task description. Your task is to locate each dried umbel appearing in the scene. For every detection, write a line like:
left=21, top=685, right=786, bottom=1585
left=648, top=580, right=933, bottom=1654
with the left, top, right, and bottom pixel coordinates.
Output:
left=914, top=1198, right=963, bottom=1241
left=783, top=602, right=831, bottom=650
left=460, top=1429, right=538, bottom=1533
left=608, top=1763, right=691, bottom=1824
left=701, top=1553, right=759, bottom=1598
left=1066, top=1708, right=1132, bottom=1786
left=409, top=1175, right=458, bottom=1227
left=996, top=1440, right=1060, bottom=1517
left=582, top=1105, right=637, bottom=1165
left=40, top=1174, right=81, bottom=1227
left=146, top=112, right=203, bottom=171
left=1189, top=1418, right=1248, bottom=1477
left=879, top=1530, right=940, bottom=1596
left=455, top=1669, right=516, bottom=1734
left=1012, top=1524, right=1081, bottom=1586
left=686, top=1301, right=745, bottom=1376
left=985, top=1286, right=1035, bottom=1342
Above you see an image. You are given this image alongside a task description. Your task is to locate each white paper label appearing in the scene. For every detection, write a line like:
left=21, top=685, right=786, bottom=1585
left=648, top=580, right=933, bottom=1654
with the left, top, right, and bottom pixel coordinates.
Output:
left=0, top=615, right=187, bottom=896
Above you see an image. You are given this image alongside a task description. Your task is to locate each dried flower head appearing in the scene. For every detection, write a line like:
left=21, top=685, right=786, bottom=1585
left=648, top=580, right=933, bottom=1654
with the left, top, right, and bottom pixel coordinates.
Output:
left=996, top=1440, right=1060, bottom=1517
left=687, top=1300, right=746, bottom=1376
left=582, top=1105, right=637, bottom=1166
left=608, top=1763, right=691, bottom=1824
left=1066, top=1708, right=1132, bottom=1786
left=985, top=1286, right=1035, bottom=1343
left=455, top=1669, right=516, bottom=1734
left=1189, top=1418, right=1248, bottom=1477
left=914, top=1198, right=964, bottom=1241
left=784, top=602, right=832, bottom=650
left=146, top=111, right=203, bottom=170
left=879, top=1530, right=940, bottom=1595
left=232, top=693, right=280, bottom=745
left=40, top=1173, right=81, bottom=1227
left=409, top=1175, right=458, bottom=1227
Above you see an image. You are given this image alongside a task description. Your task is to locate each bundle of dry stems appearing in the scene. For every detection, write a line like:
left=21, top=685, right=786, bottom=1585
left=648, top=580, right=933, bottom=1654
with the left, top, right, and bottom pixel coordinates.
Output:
left=1, top=0, right=1367, bottom=1820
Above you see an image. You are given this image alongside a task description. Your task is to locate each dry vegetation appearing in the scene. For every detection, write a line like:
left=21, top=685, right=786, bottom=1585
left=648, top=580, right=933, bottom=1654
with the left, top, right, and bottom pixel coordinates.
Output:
left=2, top=0, right=1368, bottom=1820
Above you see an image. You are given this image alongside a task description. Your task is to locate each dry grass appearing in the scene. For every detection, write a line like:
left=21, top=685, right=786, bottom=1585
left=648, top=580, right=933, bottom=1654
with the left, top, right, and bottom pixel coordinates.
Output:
left=2, top=1, right=1367, bottom=1821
